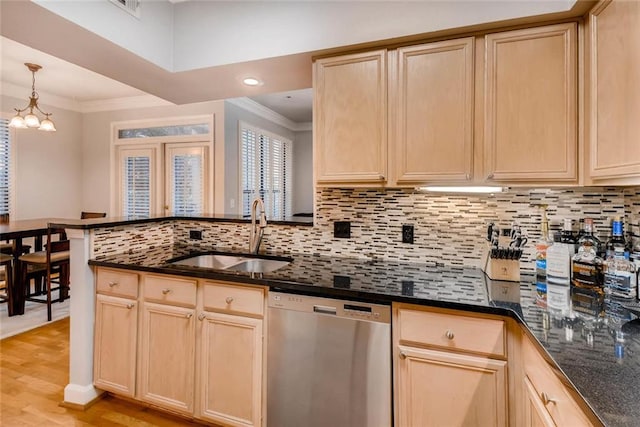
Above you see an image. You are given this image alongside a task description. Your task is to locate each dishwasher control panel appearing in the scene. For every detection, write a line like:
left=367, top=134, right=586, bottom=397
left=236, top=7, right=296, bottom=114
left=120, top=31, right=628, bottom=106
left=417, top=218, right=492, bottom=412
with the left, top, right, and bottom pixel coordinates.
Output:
left=269, top=291, right=391, bottom=324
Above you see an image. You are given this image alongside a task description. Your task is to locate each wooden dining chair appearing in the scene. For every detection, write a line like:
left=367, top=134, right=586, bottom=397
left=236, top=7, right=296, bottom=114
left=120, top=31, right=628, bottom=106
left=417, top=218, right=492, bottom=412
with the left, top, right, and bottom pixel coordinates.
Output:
left=18, top=228, right=70, bottom=321
left=81, top=211, right=107, bottom=219
left=0, top=253, right=12, bottom=304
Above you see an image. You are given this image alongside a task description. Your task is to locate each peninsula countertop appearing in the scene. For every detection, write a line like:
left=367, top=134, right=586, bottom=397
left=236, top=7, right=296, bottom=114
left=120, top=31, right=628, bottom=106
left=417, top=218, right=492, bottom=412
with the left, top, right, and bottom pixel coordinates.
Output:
left=89, top=244, right=640, bottom=427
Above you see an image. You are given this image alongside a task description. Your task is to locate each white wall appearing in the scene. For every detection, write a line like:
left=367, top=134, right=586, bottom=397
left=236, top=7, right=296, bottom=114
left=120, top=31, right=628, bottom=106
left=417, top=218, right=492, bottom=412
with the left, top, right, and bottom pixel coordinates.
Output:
left=81, top=100, right=225, bottom=215
left=33, top=1, right=576, bottom=72
left=173, top=1, right=576, bottom=70
left=292, top=130, right=313, bottom=215
left=34, top=0, right=174, bottom=71
left=1, top=94, right=82, bottom=220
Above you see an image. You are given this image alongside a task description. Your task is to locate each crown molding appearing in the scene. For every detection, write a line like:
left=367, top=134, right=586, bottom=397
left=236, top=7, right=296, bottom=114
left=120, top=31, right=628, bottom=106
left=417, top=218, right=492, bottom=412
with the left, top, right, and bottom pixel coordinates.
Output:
left=227, top=97, right=311, bottom=132
left=1, top=81, right=173, bottom=113
left=80, top=94, right=173, bottom=113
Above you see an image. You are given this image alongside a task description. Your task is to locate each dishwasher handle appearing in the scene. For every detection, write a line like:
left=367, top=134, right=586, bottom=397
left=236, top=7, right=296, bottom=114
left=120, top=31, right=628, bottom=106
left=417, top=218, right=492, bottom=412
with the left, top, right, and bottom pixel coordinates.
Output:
left=313, top=305, right=337, bottom=315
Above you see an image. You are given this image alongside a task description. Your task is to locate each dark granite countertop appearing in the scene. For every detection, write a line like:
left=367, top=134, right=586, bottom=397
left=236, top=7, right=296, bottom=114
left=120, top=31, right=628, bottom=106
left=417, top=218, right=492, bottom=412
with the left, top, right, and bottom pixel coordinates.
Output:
left=89, top=244, right=640, bottom=427
left=48, top=213, right=313, bottom=230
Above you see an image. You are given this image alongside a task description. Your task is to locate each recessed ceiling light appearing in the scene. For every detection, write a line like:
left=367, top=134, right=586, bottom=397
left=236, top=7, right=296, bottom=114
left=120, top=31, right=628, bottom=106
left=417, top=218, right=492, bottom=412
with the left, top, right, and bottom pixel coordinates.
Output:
left=243, top=77, right=261, bottom=86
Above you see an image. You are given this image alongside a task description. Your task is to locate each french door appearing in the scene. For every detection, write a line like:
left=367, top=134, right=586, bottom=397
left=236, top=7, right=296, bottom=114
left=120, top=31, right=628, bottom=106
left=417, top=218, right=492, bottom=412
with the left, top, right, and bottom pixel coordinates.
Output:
left=116, top=142, right=209, bottom=216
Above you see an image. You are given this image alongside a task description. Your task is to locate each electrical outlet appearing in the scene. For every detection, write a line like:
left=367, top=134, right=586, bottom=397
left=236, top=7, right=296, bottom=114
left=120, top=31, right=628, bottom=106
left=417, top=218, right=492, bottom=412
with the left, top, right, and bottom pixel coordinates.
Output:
left=189, top=230, right=203, bottom=240
left=333, top=275, right=351, bottom=289
left=402, top=280, right=415, bottom=296
left=334, top=221, right=351, bottom=238
left=402, top=224, right=414, bottom=244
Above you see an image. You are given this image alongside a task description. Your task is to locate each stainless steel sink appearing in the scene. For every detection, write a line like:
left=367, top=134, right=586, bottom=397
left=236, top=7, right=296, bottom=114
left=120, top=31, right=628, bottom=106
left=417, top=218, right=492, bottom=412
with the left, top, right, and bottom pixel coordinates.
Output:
left=170, top=254, right=248, bottom=270
left=169, top=254, right=291, bottom=274
left=225, top=258, right=291, bottom=273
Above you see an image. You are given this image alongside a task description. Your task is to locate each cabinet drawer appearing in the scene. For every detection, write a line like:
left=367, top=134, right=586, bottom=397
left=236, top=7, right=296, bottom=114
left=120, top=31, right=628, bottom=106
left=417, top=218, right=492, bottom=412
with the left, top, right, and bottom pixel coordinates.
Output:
left=96, top=268, right=138, bottom=299
left=397, top=308, right=505, bottom=357
left=143, top=274, right=197, bottom=308
left=523, top=337, right=596, bottom=426
left=203, top=281, right=265, bottom=317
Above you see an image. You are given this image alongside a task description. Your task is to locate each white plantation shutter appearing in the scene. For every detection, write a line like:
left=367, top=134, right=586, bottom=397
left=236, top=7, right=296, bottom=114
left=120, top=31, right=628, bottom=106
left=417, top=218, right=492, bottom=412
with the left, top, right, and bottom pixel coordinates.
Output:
left=240, top=123, right=292, bottom=219
left=0, top=119, right=10, bottom=216
left=122, top=156, right=151, bottom=217
left=167, top=145, right=206, bottom=215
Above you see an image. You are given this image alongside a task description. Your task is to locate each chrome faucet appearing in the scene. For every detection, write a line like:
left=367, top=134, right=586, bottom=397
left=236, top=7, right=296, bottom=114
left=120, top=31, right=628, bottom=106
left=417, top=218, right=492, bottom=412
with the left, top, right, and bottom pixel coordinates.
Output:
left=249, top=197, right=268, bottom=254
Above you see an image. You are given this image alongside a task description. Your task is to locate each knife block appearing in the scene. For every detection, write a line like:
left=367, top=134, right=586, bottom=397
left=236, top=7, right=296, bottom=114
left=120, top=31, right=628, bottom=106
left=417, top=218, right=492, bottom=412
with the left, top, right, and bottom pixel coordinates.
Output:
left=481, top=243, right=521, bottom=282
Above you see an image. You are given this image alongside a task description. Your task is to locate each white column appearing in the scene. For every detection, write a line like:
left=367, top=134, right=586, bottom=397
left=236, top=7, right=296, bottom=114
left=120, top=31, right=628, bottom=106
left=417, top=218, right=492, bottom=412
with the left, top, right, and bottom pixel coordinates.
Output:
left=63, top=228, right=104, bottom=405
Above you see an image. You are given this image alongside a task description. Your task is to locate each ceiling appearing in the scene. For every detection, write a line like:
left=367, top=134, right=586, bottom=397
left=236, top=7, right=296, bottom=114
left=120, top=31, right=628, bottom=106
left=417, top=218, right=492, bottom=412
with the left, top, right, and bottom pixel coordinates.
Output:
left=1, top=36, right=311, bottom=122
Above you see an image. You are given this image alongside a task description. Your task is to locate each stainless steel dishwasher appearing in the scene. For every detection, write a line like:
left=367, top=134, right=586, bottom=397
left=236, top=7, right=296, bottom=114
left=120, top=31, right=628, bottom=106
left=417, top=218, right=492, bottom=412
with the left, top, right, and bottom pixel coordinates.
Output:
left=267, top=291, right=392, bottom=427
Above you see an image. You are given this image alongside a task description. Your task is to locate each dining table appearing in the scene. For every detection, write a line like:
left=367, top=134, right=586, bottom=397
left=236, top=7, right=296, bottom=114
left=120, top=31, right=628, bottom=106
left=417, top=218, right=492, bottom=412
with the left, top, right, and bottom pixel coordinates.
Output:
left=0, top=218, right=70, bottom=316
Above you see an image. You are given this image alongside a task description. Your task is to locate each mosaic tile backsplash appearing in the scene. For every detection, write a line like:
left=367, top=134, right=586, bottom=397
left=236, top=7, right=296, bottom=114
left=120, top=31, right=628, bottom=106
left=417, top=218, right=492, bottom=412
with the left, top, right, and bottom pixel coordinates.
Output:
left=93, top=187, right=640, bottom=274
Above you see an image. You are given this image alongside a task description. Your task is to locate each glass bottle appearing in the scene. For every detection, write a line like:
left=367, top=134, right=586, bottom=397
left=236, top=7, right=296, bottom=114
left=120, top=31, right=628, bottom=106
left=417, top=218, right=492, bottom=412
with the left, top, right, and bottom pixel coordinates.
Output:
left=606, top=216, right=629, bottom=260
left=572, top=219, right=605, bottom=314
left=604, top=242, right=637, bottom=300
left=535, top=206, right=552, bottom=306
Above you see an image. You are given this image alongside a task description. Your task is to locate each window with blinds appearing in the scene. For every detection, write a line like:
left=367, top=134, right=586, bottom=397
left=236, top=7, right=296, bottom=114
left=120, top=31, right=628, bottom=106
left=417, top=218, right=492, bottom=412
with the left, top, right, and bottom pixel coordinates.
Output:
left=170, top=149, right=204, bottom=215
left=0, top=119, right=11, bottom=216
left=123, top=156, right=151, bottom=217
left=240, top=124, right=292, bottom=219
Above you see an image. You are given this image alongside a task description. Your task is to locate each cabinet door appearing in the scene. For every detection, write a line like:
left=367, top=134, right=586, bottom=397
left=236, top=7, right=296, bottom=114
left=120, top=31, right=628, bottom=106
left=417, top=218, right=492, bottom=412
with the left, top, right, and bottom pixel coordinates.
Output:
left=140, top=302, right=195, bottom=413
left=393, top=38, right=474, bottom=184
left=94, top=294, right=137, bottom=397
left=314, top=50, right=387, bottom=184
left=484, top=23, right=577, bottom=182
left=524, top=377, right=556, bottom=427
left=588, top=0, right=640, bottom=180
left=198, top=312, right=263, bottom=427
left=397, top=346, right=507, bottom=427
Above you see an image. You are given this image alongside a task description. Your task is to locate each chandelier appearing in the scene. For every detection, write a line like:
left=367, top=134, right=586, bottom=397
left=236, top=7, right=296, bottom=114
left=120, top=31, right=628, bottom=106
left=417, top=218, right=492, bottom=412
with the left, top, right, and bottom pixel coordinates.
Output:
left=9, top=63, right=56, bottom=132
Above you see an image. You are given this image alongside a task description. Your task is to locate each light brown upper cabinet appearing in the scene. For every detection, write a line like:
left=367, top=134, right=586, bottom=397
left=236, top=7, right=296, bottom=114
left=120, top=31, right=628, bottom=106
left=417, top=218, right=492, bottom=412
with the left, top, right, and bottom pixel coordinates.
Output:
left=314, top=50, right=388, bottom=185
left=392, top=38, right=475, bottom=185
left=587, top=0, right=640, bottom=182
left=484, top=23, right=578, bottom=183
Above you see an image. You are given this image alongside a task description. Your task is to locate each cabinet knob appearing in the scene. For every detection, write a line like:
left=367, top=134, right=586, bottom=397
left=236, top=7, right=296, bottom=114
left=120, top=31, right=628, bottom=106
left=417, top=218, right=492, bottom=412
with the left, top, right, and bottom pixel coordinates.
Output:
left=225, top=296, right=234, bottom=304
left=108, top=281, right=118, bottom=287
left=162, top=288, right=172, bottom=295
left=379, top=175, right=386, bottom=181
left=465, top=174, right=471, bottom=180
left=198, top=313, right=206, bottom=321
left=399, top=351, right=407, bottom=359
left=126, top=303, right=134, bottom=309
left=186, top=313, right=193, bottom=319
left=486, top=173, right=494, bottom=180
left=540, top=392, right=556, bottom=406
left=445, top=330, right=455, bottom=340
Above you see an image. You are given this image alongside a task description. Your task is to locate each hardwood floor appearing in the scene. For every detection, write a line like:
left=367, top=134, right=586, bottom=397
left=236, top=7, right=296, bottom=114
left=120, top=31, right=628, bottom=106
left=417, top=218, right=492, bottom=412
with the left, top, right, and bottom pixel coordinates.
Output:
left=0, top=317, right=205, bottom=426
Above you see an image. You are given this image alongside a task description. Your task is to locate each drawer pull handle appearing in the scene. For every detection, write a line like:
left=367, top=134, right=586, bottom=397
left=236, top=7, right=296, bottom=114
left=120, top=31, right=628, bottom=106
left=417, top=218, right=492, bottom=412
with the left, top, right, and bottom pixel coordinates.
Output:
left=487, top=173, right=494, bottom=180
left=198, top=313, right=206, bottom=321
left=126, top=303, right=134, bottom=309
left=399, top=351, right=407, bottom=359
left=108, top=282, right=118, bottom=287
left=162, top=288, right=172, bottom=295
left=541, top=392, right=556, bottom=406
left=225, top=297, right=234, bottom=304
left=186, top=313, right=193, bottom=319
left=445, top=330, right=455, bottom=340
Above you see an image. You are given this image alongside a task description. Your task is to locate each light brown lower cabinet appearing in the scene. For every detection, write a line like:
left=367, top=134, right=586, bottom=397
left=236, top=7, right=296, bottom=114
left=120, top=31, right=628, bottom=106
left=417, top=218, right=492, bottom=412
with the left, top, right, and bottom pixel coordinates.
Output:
left=198, top=311, right=263, bottom=427
left=93, top=293, right=137, bottom=397
left=139, top=301, right=196, bottom=414
left=93, top=268, right=265, bottom=427
left=397, top=345, right=507, bottom=427
left=524, top=376, right=556, bottom=427
left=522, top=335, right=598, bottom=427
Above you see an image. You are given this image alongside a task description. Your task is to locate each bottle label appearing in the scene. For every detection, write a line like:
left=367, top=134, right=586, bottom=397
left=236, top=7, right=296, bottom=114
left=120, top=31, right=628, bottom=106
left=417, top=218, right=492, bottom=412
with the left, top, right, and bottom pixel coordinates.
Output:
left=572, top=260, right=602, bottom=288
left=536, top=259, right=547, bottom=271
left=613, top=221, right=623, bottom=236
left=547, top=244, right=572, bottom=281
left=604, top=271, right=636, bottom=297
